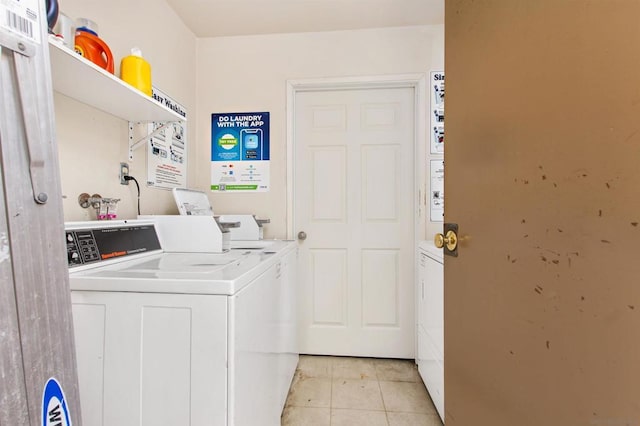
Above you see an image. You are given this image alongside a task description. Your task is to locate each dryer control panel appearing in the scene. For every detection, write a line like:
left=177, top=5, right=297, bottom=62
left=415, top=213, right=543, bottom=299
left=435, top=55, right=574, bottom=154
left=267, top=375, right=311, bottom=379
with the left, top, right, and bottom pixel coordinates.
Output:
left=65, top=223, right=162, bottom=268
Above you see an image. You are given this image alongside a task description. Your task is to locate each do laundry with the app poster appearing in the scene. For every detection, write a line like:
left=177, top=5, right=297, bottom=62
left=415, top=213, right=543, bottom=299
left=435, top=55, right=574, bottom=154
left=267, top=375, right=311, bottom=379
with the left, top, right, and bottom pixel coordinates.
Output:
left=211, top=112, right=270, bottom=192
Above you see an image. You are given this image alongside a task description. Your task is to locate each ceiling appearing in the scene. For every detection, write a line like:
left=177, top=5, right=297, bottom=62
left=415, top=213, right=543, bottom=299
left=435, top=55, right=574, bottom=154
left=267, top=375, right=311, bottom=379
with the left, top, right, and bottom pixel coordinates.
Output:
left=165, top=0, right=444, bottom=38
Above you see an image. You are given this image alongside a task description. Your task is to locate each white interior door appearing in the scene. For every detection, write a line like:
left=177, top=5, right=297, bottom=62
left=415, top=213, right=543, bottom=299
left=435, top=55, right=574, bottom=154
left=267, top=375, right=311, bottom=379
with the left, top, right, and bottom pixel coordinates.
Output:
left=294, top=86, right=415, bottom=358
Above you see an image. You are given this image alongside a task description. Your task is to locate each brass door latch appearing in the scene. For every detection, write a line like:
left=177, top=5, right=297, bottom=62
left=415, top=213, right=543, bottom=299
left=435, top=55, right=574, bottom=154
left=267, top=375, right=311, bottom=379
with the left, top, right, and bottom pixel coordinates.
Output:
left=434, top=223, right=459, bottom=257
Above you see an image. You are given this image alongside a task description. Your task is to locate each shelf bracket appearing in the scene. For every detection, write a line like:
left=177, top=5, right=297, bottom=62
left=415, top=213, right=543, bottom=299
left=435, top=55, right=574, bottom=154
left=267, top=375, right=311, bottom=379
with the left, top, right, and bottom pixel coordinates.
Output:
left=128, top=121, right=172, bottom=160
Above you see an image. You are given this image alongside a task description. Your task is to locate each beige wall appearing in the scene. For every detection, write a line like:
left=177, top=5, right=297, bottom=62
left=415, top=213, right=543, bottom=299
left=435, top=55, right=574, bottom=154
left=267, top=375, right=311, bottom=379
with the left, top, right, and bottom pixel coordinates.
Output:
left=55, top=0, right=196, bottom=221
left=196, top=25, right=444, bottom=238
left=53, top=9, right=443, bottom=233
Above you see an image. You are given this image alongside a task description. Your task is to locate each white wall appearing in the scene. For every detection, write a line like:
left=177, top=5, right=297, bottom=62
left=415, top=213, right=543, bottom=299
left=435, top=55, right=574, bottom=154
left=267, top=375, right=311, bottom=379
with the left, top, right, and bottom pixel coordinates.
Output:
left=196, top=25, right=444, bottom=238
left=54, top=0, right=196, bottom=220
left=53, top=14, right=443, bottom=231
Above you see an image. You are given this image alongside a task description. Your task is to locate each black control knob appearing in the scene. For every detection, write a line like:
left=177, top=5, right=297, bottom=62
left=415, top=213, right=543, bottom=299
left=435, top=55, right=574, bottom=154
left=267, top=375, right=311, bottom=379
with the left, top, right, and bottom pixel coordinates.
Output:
left=68, top=251, right=79, bottom=264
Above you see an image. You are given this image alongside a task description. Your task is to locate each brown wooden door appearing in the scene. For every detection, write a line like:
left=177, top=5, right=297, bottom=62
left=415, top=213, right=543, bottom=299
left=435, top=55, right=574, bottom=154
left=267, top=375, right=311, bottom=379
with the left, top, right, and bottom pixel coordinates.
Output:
left=445, top=1, right=640, bottom=425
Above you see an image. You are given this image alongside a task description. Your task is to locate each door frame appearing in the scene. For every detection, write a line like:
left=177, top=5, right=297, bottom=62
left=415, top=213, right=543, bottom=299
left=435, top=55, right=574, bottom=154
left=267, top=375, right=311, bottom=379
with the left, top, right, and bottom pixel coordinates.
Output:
left=285, top=74, right=428, bottom=243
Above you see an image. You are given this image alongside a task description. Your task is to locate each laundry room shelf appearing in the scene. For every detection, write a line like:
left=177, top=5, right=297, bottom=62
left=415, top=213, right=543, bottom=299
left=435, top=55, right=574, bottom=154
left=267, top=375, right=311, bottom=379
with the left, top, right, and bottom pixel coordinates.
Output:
left=48, top=41, right=184, bottom=123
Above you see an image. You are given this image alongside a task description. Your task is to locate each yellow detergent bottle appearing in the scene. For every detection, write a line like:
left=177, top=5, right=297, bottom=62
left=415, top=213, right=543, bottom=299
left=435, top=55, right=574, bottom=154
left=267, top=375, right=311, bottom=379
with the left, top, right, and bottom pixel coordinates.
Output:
left=120, top=48, right=152, bottom=96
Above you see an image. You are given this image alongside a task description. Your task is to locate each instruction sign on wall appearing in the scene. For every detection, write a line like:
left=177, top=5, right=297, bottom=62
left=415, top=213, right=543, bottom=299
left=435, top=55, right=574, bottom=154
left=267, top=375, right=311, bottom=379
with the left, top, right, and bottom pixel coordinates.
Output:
left=146, top=87, right=187, bottom=190
left=430, top=71, right=445, bottom=154
left=211, top=112, right=270, bottom=192
left=430, top=159, right=444, bottom=222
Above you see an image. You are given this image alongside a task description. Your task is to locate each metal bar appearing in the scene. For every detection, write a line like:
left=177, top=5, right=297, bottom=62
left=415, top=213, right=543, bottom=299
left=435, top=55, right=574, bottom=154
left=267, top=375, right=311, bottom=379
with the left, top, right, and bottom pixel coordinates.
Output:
left=129, top=121, right=171, bottom=160
left=0, top=47, right=30, bottom=425
left=14, top=51, right=48, bottom=204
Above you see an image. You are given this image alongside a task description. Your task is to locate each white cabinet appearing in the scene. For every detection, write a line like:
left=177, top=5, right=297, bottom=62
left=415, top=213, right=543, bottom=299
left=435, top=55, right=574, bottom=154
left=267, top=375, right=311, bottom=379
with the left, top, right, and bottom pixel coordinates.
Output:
left=72, top=291, right=229, bottom=426
left=417, top=241, right=444, bottom=421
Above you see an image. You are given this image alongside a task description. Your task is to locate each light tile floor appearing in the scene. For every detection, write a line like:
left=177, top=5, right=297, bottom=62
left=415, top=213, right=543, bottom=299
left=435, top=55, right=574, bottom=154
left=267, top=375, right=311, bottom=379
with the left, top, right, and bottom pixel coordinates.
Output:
left=281, top=356, right=443, bottom=426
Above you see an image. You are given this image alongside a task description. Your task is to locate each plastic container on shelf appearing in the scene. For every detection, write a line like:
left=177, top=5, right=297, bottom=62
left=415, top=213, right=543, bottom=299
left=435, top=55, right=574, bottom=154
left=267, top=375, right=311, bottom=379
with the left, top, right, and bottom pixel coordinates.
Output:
left=120, top=48, right=152, bottom=96
left=52, top=12, right=75, bottom=49
left=74, top=18, right=114, bottom=74
left=75, top=17, right=98, bottom=35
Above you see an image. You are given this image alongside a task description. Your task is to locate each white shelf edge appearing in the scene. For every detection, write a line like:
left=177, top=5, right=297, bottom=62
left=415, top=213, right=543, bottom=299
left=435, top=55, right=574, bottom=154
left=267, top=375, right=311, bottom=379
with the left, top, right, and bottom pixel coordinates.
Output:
left=48, top=40, right=185, bottom=123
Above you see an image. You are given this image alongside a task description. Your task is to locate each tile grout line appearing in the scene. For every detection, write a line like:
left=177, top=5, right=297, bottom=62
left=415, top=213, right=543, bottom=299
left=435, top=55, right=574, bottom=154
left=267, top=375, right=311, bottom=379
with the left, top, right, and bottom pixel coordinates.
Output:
left=329, top=357, right=334, bottom=426
left=373, top=365, right=391, bottom=426
left=377, top=374, right=392, bottom=426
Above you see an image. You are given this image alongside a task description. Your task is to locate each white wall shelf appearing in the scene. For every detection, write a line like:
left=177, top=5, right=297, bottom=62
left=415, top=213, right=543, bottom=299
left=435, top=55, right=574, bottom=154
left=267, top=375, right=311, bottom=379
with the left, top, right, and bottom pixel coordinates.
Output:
left=48, top=41, right=184, bottom=123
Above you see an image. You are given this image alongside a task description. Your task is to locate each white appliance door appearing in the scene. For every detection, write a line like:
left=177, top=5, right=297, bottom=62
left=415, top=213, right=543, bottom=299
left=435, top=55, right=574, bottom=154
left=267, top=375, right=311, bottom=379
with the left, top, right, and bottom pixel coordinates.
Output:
left=72, top=291, right=228, bottom=426
left=294, top=87, right=416, bottom=357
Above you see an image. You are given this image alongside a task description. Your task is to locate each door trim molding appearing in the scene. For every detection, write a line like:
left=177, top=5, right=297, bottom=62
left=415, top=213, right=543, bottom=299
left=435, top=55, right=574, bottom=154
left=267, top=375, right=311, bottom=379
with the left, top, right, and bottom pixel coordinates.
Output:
left=285, top=73, right=428, bottom=240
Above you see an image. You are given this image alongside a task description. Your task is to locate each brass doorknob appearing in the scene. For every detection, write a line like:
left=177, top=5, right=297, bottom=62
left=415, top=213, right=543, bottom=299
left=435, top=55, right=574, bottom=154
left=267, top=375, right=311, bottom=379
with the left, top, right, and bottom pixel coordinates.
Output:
left=434, top=230, right=458, bottom=251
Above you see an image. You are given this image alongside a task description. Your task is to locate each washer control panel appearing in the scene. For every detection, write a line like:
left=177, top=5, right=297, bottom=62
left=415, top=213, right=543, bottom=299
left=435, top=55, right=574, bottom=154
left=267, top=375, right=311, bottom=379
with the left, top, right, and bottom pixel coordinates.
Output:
left=65, top=223, right=162, bottom=268
left=66, top=230, right=99, bottom=266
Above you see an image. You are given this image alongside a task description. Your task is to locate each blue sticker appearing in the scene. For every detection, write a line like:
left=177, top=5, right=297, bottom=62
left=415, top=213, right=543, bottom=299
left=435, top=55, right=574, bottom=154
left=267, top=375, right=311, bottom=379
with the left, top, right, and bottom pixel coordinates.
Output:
left=42, top=378, right=72, bottom=426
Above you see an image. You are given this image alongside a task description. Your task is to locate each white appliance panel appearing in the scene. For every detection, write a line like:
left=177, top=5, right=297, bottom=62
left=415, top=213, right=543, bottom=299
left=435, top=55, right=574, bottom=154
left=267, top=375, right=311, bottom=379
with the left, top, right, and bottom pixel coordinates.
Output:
left=416, top=241, right=444, bottom=421
left=229, top=247, right=298, bottom=424
left=276, top=249, right=300, bottom=406
left=72, top=291, right=228, bottom=426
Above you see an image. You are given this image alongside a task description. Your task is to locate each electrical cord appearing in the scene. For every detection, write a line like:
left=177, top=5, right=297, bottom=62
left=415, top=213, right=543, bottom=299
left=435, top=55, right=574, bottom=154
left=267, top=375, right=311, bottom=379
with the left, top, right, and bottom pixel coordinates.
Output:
left=124, top=175, right=141, bottom=215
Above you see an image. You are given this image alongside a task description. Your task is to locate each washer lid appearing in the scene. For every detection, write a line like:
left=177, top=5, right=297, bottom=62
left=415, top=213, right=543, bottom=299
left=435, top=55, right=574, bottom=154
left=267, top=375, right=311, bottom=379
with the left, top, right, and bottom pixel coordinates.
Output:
left=69, top=241, right=297, bottom=295
left=172, top=188, right=214, bottom=216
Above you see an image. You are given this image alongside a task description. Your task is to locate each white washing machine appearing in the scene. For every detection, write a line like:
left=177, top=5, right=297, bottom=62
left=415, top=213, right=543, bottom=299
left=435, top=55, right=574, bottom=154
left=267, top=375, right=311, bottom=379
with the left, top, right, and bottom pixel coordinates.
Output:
left=416, top=241, right=444, bottom=421
left=66, top=220, right=298, bottom=426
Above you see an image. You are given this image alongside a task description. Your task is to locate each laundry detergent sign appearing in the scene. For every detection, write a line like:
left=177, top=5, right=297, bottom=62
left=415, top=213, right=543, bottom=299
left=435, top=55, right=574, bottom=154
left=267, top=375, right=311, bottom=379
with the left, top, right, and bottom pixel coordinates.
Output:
left=42, top=378, right=72, bottom=426
left=211, top=112, right=270, bottom=192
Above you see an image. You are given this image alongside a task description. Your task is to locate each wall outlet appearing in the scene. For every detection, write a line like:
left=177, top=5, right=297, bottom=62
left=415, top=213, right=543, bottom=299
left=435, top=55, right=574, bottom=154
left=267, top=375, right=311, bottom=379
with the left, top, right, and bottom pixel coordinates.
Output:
left=120, top=162, right=130, bottom=185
